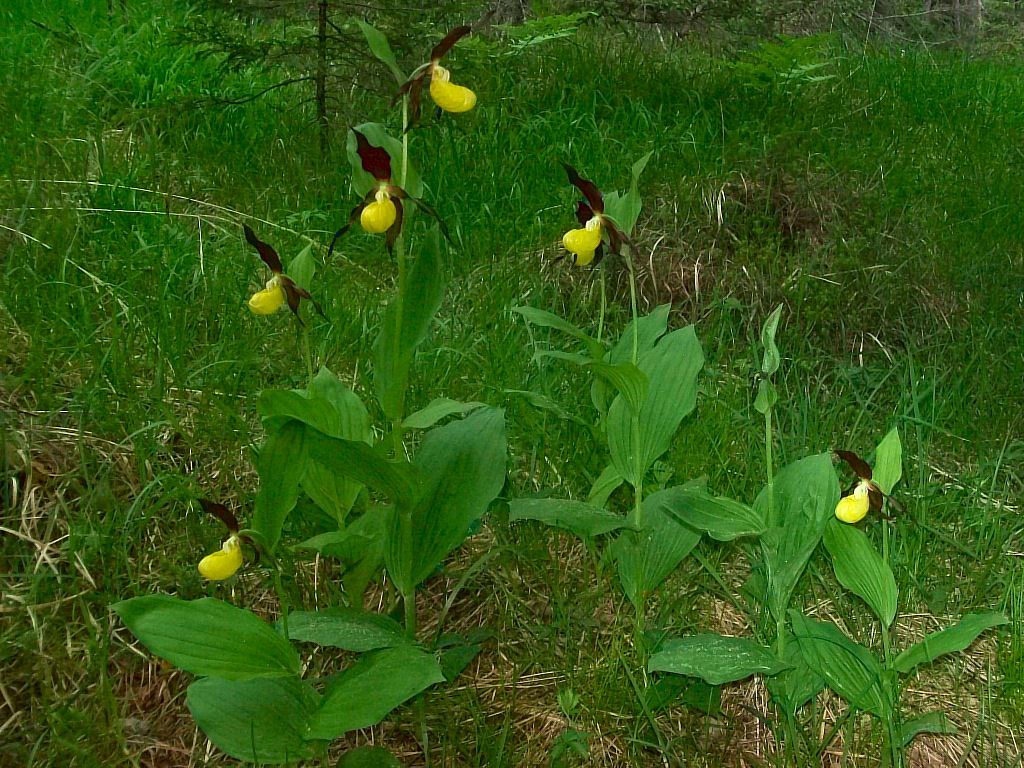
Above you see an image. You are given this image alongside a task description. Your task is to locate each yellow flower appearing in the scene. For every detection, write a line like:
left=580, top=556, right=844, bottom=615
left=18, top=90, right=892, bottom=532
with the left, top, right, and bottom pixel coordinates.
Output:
left=397, top=27, right=475, bottom=127
left=562, top=217, right=603, bottom=266
left=835, top=481, right=871, bottom=524
left=559, top=164, right=631, bottom=268
left=243, top=225, right=326, bottom=325
left=833, top=449, right=903, bottom=524
left=248, top=276, right=285, bottom=315
left=429, top=65, right=476, bottom=113
left=360, top=188, right=398, bottom=233
left=198, top=535, right=243, bottom=581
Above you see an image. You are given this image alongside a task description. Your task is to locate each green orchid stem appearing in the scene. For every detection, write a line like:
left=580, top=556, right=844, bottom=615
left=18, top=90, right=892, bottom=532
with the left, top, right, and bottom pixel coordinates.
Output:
left=302, top=323, right=314, bottom=384
left=597, top=269, right=607, bottom=345
left=764, top=405, right=776, bottom=527
left=273, top=568, right=290, bottom=641
left=390, top=96, right=411, bottom=460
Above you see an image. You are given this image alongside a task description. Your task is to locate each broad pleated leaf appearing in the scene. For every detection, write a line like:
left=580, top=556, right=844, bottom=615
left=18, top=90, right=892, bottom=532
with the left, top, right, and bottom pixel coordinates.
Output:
left=305, top=646, right=444, bottom=740
left=823, top=518, right=897, bottom=627
left=649, top=635, right=788, bottom=684
left=607, top=326, right=704, bottom=486
left=286, top=244, right=315, bottom=293
left=112, top=596, right=300, bottom=679
left=512, top=305, right=604, bottom=360
left=403, top=397, right=485, bottom=429
left=374, top=227, right=444, bottom=420
left=356, top=21, right=405, bottom=84
left=893, top=612, right=1008, bottom=674
left=873, top=427, right=903, bottom=496
left=649, top=479, right=764, bottom=541
left=308, top=368, right=372, bottom=441
left=790, top=611, right=891, bottom=718
left=590, top=360, right=647, bottom=415
left=286, top=608, right=408, bottom=652
left=899, top=711, right=957, bottom=747
left=610, top=503, right=701, bottom=607
left=295, top=508, right=389, bottom=599
left=602, top=150, right=653, bottom=237
left=587, top=464, right=625, bottom=508
left=592, top=303, right=669, bottom=416
left=508, top=498, right=628, bottom=539
left=252, top=419, right=306, bottom=552
left=187, top=676, right=317, bottom=763
left=765, top=631, right=825, bottom=716
left=303, top=428, right=422, bottom=509
left=758, top=453, right=839, bottom=621
left=387, top=408, right=506, bottom=594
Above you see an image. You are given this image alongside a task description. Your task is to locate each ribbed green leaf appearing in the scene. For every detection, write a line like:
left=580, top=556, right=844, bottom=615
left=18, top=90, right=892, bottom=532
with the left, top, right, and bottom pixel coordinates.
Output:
left=899, top=711, right=957, bottom=747
left=759, top=453, right=840, bottom=621
left=187, top=676, right=317, bottom=763
left=587, top=464, right=625, bottom=508
left=823, top=519, right=897, bottom=627
left=873, top=427, right=903, bottom=496
left=611, top=503, right=701, bottom=608
left=765, top=631, right=825, bottom=716
left=339, top=746, right=402, bottom=768
left=759, top=304, right=784, bottom=376
left=509, top=498, right=627, bottom=539
left=893, top=612, right=1008, bottom=674
left=294, top=508, right=389, bottom=600
left=287, top=243, right=315, bottom=291
left=387, top=408, right=506, bottom=594
left=403, top=398, right=485, bottom=429
left=303, top=428, right=422, bottom=509
left=252, top=419, right=306, bottom=552
left=286, top=608, right=408, bottom=652
left=356, top=21, right=405, bottom=84
left=305, top=646, right=444, bottom=740
left=607, top=326, right=704, bottom=486
left=649, top=479, right=764, bottom=541
left=592, top=304, right=669, bottom=416
left=790, top=611, right=891, bottom=718
left=511, top=306, right=604, bottom=360
left=649, top=635, right=789, bottom=684
left=112, top=596, right=300, bottom=680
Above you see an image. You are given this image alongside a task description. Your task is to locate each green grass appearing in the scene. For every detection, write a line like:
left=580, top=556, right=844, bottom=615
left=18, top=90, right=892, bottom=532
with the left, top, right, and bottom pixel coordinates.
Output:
left=2, top=1, right=1023, bottom=765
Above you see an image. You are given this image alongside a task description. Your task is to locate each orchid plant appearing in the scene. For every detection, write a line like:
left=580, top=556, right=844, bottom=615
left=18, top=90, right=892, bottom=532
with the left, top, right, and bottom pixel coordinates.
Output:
left=510, top=159, right=763, bottom=667
left=647, top=310, right=1007, bottom=764
left=113, top=23, right=506, bottom=766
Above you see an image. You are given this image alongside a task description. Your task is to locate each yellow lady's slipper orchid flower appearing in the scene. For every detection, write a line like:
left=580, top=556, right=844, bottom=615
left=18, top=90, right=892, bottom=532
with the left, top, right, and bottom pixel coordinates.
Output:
left=327, top=130, right=452, bottom=260
left=835, top=482, right=871, bottom=524
left=198, top=535, right=243, bottom=580
left=559, top=164, right=631, bottom=267
left=833, top=449, right=903, bottom=524
left=248, top=276, right=285, bottom=315
left=429, top=65, right=476, bottom=113
left=243, top=226, right=325, bottom=325
left=397, top=27, right=475, bottom=126
left=562, top=217, right=603, bottom=266
left=360, top=188, right=398, bottom=234
left=195, top=499, right=253, bottom=582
